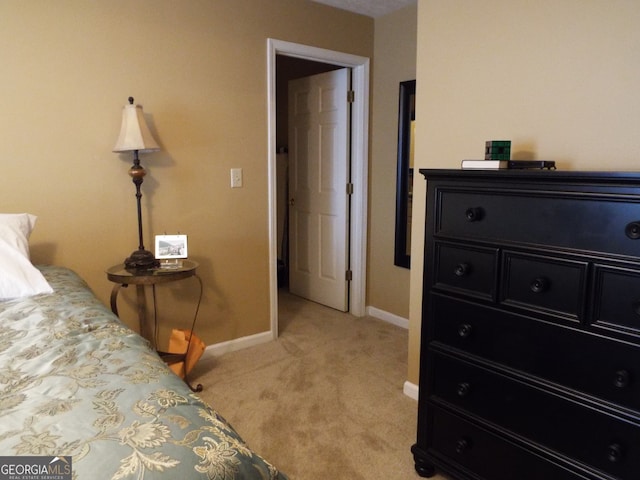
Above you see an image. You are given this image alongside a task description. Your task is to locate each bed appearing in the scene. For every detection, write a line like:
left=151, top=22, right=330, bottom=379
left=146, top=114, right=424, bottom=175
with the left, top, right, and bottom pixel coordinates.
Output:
left=0, top=214, right=287, bottom=479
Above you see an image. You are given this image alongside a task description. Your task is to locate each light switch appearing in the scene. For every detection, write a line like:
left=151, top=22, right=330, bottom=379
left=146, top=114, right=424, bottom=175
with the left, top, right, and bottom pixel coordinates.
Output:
left=230, top=168, right=243, bottom=188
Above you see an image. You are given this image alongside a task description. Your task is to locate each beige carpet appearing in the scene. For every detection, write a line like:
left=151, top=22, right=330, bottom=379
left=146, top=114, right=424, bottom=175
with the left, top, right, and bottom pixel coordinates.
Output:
left=191, top=291, right=449, bottom=480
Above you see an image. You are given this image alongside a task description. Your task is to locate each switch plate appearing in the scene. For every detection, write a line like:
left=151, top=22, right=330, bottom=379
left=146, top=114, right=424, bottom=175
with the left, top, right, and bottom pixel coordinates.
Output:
left=230, top=168, right=243, bottom=188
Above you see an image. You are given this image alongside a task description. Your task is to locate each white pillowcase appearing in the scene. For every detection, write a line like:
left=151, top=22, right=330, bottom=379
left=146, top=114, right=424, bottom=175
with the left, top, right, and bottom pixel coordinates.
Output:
left=0, top=213, right=53, bottom=301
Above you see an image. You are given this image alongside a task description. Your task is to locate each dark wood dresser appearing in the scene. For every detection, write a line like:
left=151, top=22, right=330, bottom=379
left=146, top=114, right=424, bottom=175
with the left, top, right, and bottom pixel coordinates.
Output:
left=412, top=170, right=640, bottom=480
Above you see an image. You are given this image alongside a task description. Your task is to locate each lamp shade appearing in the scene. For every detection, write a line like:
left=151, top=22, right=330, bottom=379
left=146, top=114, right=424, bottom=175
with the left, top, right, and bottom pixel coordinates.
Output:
left=113, top=98, right=160, bottom=153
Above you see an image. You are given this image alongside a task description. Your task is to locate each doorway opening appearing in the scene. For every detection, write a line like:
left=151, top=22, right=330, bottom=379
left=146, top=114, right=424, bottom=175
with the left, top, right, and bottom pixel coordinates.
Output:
left=267, top=39, right=370, bottom=338
left=275, top=56, right=342, bottom=295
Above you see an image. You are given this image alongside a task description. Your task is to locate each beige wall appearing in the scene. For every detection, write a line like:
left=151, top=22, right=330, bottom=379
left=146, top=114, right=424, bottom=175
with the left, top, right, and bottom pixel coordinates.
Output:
left=408, top=0, right=640, bottom=384
left=0, top=0, right=373, bottom=346
left=368, top=5, right=417, bottom=319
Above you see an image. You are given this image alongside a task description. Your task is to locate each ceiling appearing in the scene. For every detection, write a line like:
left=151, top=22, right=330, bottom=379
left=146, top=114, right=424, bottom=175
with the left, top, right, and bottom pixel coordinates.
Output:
left=311, top=0, right=416, bottom=18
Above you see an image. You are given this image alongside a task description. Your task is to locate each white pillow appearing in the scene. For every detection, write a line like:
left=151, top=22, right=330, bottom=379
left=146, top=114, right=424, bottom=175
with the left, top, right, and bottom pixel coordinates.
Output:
left=0, top=213, right=53, bottom=300
left=0, top=213, right=36, bottom=257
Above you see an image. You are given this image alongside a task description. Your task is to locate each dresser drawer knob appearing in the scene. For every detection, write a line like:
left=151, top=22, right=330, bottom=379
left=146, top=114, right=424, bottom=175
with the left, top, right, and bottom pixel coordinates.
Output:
left=455, top=438, right=471, bottom=454
left=530, top=277, right=549, bottom=294
left=465, top=207, right=484, bottom=222
left=625, top=221, right=640, bottom=239
left=613, top=369, right=631, bottom=388
left=457, top=382, right=472, bottom=397
left=454, top=263, right=471, bottom=277
left=607, top=443, right=624, bottom=463
left=457, top=323, right=473, bottom=338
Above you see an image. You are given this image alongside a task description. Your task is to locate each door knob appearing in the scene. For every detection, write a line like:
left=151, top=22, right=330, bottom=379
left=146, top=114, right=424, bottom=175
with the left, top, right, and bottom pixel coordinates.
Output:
left=289, top=198, right=295, bottom=206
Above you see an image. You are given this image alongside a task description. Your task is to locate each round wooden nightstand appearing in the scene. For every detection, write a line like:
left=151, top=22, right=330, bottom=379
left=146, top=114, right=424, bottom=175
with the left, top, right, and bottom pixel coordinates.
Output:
left=106, top=260, right=203, bottom=391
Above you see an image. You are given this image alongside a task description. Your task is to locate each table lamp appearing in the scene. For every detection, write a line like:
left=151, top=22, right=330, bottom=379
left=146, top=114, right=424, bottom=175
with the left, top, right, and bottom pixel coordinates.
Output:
left=113, top=97, right=161, bottom=270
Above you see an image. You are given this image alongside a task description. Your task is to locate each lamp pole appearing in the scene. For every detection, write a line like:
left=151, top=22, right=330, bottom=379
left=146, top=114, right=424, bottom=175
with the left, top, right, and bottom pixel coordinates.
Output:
left=124, top=150, right=159, bottom=270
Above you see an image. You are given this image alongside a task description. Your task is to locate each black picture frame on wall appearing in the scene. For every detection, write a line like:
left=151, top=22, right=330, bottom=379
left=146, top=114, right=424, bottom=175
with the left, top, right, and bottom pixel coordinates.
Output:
left=394, top=79, right=415, bottom=269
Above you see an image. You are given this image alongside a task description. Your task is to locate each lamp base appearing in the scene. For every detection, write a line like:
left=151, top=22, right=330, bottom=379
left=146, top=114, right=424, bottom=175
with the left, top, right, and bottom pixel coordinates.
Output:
left=125, top=249, right=160, bottom=270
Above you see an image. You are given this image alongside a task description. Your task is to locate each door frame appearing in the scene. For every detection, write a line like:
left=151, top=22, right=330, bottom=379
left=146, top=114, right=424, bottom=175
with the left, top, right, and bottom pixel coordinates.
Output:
left=267, top=38, right=370, bottom=337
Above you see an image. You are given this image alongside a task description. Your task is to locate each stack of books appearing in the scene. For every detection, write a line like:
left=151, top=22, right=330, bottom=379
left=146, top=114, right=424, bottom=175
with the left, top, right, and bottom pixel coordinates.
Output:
left=461, top=159, right=556, bottom=170
left=461, top=141, right=556, bottom=170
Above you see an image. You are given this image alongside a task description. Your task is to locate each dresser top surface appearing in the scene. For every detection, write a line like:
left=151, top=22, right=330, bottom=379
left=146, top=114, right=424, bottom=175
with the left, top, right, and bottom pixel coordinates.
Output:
left=419, top=169, right=640, bottom=184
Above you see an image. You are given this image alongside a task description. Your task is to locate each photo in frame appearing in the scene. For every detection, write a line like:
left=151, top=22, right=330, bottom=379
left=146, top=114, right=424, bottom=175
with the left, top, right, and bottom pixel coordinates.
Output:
left=155, top=234, right=188, bottom=259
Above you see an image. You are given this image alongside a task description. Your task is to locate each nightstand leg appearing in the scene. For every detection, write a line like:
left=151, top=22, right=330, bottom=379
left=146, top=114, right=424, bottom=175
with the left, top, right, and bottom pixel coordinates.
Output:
left=186, top=377, right=203, bottom=393
left=136, top=285, right=151, bottom=347
left=110, top=284, right=123, bottom=317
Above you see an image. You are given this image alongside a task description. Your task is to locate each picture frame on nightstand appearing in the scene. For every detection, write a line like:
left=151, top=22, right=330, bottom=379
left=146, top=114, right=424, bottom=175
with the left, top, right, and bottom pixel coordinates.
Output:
left=155, top=234, right=188, bottom=268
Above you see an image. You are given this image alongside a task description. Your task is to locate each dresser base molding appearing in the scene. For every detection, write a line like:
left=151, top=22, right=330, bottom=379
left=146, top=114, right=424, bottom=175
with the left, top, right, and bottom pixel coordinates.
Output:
left=411, top=445, right=436, bottom=478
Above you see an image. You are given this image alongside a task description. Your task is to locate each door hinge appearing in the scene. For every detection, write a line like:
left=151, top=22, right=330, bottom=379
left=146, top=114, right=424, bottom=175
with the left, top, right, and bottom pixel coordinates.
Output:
left=345, top=270, right=353, bottom=281
left=346, top=183, right=354, bottom=195
left=347, top=90, right=355, bottom=103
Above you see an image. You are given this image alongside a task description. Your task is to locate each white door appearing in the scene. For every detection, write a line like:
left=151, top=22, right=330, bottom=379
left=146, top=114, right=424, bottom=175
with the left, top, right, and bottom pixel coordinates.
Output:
left=288, top=68, right=350, bottom=311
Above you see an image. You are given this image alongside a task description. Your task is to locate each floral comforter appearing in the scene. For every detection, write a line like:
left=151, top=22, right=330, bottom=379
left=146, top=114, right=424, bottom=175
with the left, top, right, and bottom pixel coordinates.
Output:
left=0, top=266, right=287, bottom=480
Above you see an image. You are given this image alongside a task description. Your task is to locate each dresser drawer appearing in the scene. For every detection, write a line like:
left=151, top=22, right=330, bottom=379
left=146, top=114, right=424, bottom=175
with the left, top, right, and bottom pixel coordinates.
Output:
left=501, top=251, right=588, bottom=321
left=433, top=242, right=498, bottom=301
left=430, top=294, right=640, bottom=413
left=431, top=353, right=640, bottom=478
left=429, top=408, right=592, bottom=480
left=592, top=265, right=640, bottom=341
left=435, top=188, right=640, bottom=257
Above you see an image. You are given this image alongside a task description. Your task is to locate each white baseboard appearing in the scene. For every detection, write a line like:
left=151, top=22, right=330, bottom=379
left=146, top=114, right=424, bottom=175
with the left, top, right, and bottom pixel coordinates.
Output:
left=366, top=306, right=409, bottom=329
left=404, top=380, right=419, bottom=401
left=366, top=307, right=416, bottom=400
left=201, top=331, right=274, bottom=360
